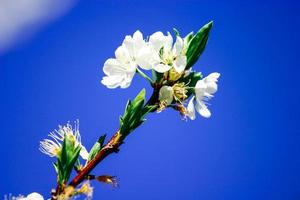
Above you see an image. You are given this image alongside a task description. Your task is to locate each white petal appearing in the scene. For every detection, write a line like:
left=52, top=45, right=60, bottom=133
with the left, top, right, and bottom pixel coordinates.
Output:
left=132, top=30, right=146, bottom=52
left=101, top=75, right=125, bottom=89
left=187, top=97, right=196, bottom=120
left=195, top=100, right=211, bottom=118
left=149, top=31, right=166, bottom=52
left=120, top=71, right=135, bottom=88
left=115, top=45, right=131, bottom=63
left=164, top=32, right=173, bottom=51
left=135, top=46, right=158, bottom=70
left=159, top=86, right=174, bottom=105
left=173, top=36, right=184, bottom=56
left=26, top=193, right=44, bottom=200
left=122, top=35, right=135, bottom=57
left=206, top=82, right=218, bottom=94
left=195, top=79, right=207, bottom=90
left=80, top=145, right=89, bottom=160
left=152, top=63, right=172, bottom=73
left=173, top=55, right=187, bottom=73
left=205, top=72, right=220, bottom=82
left=194, top=80, right=206, bottom=100
left=133, top=30, right=143, bottom=41
left=103, top=59, right=125, bottom=75
left=204, top=72, right=220, bottom=94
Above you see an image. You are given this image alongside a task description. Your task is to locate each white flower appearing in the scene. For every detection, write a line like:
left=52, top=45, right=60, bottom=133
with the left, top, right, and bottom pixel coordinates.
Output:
left=101, top=30, right=154, bottom=89
left=187, top=72, right=220, bottom=119
left=39, top=120, right=89, bottom=160
left=149, top=32, right=187, bottom=73
left=16, top=192, right=44, bottom=200
left=77, top=181, right=93, bottom=199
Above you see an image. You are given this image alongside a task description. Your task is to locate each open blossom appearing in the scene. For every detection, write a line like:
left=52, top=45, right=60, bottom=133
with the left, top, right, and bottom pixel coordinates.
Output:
left=187, top=72, right=220, bottom=119
left=149, top=32, right=187, bottom=73
left=101, top=30, right=154, bottom=89
left=39, top=120, right=89, bottom=160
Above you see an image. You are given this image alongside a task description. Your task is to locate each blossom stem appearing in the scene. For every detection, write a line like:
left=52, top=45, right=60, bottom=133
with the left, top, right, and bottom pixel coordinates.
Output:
left=51, top=90, right=160, bottom=199
left=136, top=68, right=154, bottom=84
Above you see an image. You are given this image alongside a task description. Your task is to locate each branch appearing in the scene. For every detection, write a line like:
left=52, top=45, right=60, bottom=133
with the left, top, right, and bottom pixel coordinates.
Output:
left=51, top=90, right=160, bottom=199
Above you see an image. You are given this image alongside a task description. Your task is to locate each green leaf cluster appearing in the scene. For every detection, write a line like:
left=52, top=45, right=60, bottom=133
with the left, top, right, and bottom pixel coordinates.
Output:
left=185, top=21, right=213, bottom=69
left=119, top=89, right=155, bottom=138
left=53, top=134, right=81, bottom=185
left=87, top=134, right=106, bottom=163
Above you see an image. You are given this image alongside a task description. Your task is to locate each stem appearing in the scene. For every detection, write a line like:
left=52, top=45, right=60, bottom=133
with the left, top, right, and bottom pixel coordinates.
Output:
left=51, top=90, right=160, bottom=199
left=136, top=68, right=154, bottom=83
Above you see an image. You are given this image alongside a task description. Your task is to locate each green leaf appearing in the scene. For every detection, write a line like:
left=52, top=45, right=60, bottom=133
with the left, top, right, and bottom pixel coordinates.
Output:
left=62, top=146, right=81, bottom=183
left=159, top=47, right=164, bottom=59
left=173, top=28, right=180, bottom=37
left=120, top=89, right=153, bottom=138
left=184, top=31, right=194, bottom=45
left=53, top=162, right=59, bottom=174
left=56, top=134, right=83, bottom=185
left=186, top=21, right=213, bottom=69
left=152, top=70, right=164, bottom=83
left=87, top=134, right=106, bottom=162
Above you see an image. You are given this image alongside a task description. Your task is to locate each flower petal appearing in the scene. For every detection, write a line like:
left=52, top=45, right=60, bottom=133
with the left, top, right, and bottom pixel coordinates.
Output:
left=205, top=72, right=220, bottom=82
left=149, top=31, right=166, bottom=52
left=122, top=35, right=135, bottom=57
left=135, top=46, right=158, bottom=70
left=115, top=45, right=131, bottom=64
left=26, top=192, right=44, bottom=200
left=195, top=100, right=211, bottom=118
left=103, top=59, right=125, bottom=75
left=194, top=79, right=206, bottom=100
left=173, top=55, right=187, bottom=73
left=206, top=82, right=218, bottom=94
left=101, top=75, right=125, bottom=89
left=80, top=145, right=89, bottom=160
left=173, top=36, right=184, bottom=56
left=152, top=63, right=172, bottom=73
left=204, top=72, right=220, bottom=94
left=132, top=30, right=145, bottom=50
left=164, top=32, right=173, bottom=52
left=187, top=97, right=196, bottom=120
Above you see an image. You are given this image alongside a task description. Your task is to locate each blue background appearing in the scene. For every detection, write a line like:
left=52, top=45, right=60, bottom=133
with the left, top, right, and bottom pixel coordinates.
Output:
left=1, top=0, right=299, bottom=199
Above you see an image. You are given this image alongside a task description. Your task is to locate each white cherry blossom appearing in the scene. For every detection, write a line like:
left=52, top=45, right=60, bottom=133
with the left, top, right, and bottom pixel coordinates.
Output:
left=39, top=120, right=89, bottom=160
left=149, top=32, right=187, bottom=73
left=101, top=31, right=154, bottom=89
left=187, top=72, right=220, bottom=119
left=16, top=192, right=44, bottom=200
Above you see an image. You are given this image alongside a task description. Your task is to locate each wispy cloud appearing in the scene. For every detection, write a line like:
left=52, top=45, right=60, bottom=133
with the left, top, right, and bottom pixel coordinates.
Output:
left=0, top=0, right=77, bottom=54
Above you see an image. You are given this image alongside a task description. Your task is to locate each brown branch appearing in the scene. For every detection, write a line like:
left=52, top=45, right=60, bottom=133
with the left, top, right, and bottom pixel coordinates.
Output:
left=51, top=89, right=160, bottom=199
left=69, top=131, right=122, bottom=188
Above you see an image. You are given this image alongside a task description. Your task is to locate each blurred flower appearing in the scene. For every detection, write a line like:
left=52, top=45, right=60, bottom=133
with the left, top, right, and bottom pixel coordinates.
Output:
left=0, top=0, right=76, bottom=54
left=149, top=32, right=187, bottom=73
left=101, top=30, right=155, bottom=89
left=39, top=120, right=89, bottom=160
left=16, top=192, right=44, bottom=200
left=187, top=72, right=220, bottom=119
left=77, top=181, right=93, bottom=199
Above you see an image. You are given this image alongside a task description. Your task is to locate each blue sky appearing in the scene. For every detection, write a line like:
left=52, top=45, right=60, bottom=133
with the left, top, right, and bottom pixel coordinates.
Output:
left=0, top=1, right=299, bottom=199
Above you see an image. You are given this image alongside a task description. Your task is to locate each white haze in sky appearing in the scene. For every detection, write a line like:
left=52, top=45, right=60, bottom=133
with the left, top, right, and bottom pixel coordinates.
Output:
left=0, top=0, right=77, bottom=54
